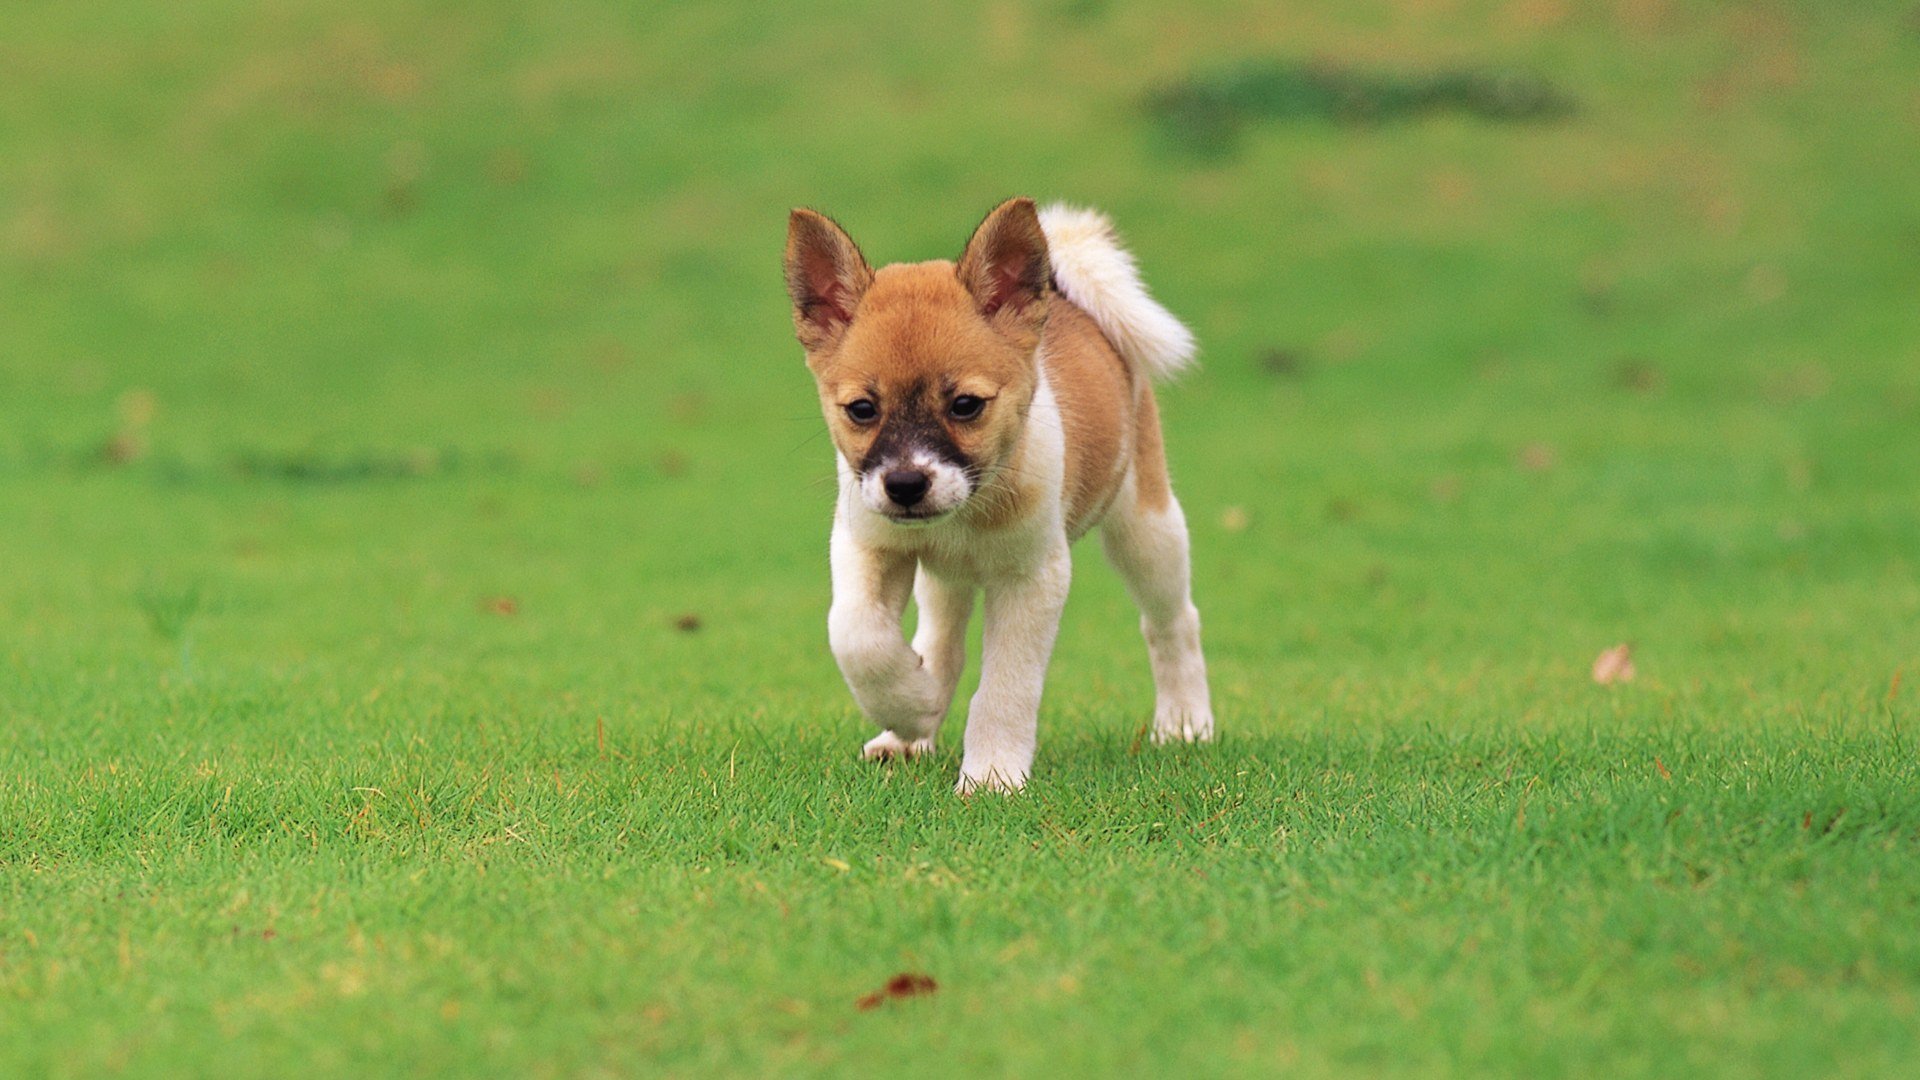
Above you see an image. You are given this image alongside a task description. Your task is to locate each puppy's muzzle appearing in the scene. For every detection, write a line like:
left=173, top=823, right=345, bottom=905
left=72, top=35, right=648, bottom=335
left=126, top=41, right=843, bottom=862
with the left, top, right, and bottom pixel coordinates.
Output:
left=882, top=469, right=931, bottom=508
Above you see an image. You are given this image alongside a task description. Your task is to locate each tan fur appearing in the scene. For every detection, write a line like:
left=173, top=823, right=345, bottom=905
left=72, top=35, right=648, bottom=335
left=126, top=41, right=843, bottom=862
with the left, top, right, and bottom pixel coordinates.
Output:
left=1130, top=384, right=1172, bottom=513
left=1035, top=299, right=1138, bottom=535
left=805, top=262, right=1040, bottom=489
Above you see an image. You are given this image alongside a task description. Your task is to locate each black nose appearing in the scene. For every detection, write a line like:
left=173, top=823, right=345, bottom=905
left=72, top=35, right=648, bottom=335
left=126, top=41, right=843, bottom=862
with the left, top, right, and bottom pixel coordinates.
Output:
left=882, top=468, right=930, bottom=508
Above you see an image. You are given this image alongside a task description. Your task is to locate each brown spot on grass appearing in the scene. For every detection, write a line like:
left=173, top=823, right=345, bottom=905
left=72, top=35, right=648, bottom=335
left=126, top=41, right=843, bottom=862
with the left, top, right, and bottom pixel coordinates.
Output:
left=1501, top=0, right=1571, bottom=31
left=483, top=596, right=519, bottom=617
left=486, top=148, right=529, bottom=186
left=1764, top=363, right=1830, bottom=405
left=856, top=973, right=937, bottom=1010
left=589, top=340, right=632, bottom=374
left=1256, top=347, right=1306, bottom=378
left=672, top=613, right=701, bottom=633
left=670, top=392, right=709, bottom=423
left=1614, top=359, right=1664, bottom=394
left=101, top=431, right=147, bottom=466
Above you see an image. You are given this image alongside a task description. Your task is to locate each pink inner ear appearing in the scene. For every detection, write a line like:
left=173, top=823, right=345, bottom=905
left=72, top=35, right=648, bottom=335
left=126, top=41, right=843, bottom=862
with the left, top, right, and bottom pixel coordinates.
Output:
left=804, top=280, right=849, bottom=326
left=980, top=260, right=1032, bottom=317
left=799, top=250, right=853, bottom=326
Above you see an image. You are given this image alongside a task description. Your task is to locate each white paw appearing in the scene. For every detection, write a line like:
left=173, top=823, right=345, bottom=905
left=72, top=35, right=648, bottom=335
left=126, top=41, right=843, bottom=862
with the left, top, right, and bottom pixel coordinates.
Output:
left=955, top=761, right=1029, bottom=795
left=852, top=666, right=947, bottom=736
left=1151, top=702, right=1215, bottom=744
left=862, top=730, right=937, bottom=762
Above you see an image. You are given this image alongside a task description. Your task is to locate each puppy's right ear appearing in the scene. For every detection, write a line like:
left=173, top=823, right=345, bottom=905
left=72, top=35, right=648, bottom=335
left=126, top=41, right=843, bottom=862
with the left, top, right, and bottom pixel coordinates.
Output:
left=784, top=209, right=874, bottom=350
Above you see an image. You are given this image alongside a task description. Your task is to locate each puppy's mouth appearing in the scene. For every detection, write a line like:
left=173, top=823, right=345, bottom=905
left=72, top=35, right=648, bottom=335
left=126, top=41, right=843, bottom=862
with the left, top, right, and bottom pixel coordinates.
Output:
left=880, top=506, right=954, bottom=525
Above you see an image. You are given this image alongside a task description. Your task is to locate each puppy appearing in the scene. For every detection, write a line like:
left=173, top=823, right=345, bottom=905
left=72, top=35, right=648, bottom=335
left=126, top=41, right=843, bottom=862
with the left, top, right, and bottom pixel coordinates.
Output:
left=783, top=197, right=1213, bottom=792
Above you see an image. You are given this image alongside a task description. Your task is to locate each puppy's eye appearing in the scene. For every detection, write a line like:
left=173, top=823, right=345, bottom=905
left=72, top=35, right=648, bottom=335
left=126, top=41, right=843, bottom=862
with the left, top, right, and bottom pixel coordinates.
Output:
left=949, top=395, right=986, bottom=421
left=844, top=399, right=878, bottom=424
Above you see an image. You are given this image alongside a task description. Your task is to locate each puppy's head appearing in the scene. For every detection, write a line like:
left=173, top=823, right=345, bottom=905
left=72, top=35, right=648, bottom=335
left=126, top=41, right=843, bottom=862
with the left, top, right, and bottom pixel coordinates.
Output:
left=784, top=198, right=1051, bottom=523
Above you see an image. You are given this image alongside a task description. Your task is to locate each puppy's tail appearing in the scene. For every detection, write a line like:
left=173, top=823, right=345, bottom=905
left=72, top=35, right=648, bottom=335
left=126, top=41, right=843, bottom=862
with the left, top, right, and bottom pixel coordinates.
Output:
left=1038, top=203, right=1196, bottom=381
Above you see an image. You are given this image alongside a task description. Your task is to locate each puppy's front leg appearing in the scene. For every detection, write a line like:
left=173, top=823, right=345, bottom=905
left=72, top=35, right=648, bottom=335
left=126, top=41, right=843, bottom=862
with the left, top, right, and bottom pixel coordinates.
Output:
left=957, top=545, right=1071, bottom=794
left=828, top=522, right=945, bottom=750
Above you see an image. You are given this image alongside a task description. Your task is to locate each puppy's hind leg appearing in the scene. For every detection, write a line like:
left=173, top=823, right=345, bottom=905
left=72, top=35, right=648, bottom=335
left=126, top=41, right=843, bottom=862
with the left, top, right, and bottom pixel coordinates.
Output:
left=1101, top=477, right=1215, bottom=744
left=865, top=567, right=973, bottom=761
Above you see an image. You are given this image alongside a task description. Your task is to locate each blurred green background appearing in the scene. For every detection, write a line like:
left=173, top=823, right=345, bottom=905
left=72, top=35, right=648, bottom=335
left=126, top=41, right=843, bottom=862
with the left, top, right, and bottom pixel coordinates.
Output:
left=2, top=2, right=1918, bottom=1076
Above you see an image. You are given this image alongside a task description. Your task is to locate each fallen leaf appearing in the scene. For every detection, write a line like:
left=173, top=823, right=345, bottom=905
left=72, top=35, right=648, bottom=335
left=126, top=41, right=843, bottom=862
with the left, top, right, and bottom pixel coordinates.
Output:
left=1518, top=443, right=1558, bottom=473
left=1613, top=358, right=1664, bottom=394
left=100, top=431, right=146, bottom=465
left=856, top=972, right=938, bottom=1011
left=117, top=389, right=157, bottom=427
left=1592, top=643, right=1635, bottom=684
left=672, top=613, right=701, bottom=633
left=1654, top=756, right=1672, bottom=780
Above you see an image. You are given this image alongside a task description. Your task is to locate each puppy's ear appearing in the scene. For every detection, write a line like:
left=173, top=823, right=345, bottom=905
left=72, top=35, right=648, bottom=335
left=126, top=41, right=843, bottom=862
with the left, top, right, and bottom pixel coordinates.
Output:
left=956, top=197, right=1050, bottom=321
left=785, top=209, right=874, bottom=350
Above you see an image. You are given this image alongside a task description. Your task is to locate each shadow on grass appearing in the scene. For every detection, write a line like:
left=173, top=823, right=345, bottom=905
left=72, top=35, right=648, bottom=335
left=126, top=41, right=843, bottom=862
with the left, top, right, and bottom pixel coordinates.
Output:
left=1144, top=58, right=1577, bottom=158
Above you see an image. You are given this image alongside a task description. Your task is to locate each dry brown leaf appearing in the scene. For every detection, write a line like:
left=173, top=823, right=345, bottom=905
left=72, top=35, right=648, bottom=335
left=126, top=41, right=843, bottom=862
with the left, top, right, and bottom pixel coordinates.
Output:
left=856, top=972, right=938, bottom=1011
left=1592, top=643, right=1635, bottom=684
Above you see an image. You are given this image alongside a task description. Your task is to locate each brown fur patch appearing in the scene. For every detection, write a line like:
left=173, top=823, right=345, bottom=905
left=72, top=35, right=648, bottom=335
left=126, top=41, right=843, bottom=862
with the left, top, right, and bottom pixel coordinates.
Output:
left=1130, top=385, right=1172, bottom=513
left=1040, top=300, right=1138, bottom=534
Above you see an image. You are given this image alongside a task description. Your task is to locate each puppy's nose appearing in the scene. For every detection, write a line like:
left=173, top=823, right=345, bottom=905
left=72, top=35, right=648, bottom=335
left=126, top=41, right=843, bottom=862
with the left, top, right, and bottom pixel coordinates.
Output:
left=882, top=468, right=931, bottom=508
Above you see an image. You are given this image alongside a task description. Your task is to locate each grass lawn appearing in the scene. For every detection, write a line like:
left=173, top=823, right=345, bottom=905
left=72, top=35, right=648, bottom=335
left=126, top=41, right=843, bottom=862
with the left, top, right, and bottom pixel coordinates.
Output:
left=4, top=1, right=1919, bottom=1075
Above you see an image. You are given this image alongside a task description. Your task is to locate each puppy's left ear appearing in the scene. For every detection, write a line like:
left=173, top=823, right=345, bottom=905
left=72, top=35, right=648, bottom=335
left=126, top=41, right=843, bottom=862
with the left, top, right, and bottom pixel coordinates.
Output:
left=785, top=209, right=874, bottom=350
left=956, top=197, right=1050, bottom=322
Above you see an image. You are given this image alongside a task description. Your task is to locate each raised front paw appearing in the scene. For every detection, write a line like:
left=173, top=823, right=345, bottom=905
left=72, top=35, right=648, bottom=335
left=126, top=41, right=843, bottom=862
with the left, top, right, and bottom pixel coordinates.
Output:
left=1151, top=701, right=1215, bottom=744
left=845, top=659, right=947, bottom=738
left=862, top=729, right=937, bottom=761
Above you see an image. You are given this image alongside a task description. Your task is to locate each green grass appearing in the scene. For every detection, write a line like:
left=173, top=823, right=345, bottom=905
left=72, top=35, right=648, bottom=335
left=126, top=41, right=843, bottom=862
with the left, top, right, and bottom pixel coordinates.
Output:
left=4, top=1, right=1919, bottom=1075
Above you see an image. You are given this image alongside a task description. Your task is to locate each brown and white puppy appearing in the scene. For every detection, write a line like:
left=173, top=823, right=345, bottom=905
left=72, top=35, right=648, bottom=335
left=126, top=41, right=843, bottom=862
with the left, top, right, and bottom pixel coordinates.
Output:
left=784, top=197, right=1213, bottom=792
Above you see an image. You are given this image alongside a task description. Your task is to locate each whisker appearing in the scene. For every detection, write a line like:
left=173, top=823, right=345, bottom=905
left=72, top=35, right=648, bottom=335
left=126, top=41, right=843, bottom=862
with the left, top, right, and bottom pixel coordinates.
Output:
left=787, top=427, right=831, bottom=454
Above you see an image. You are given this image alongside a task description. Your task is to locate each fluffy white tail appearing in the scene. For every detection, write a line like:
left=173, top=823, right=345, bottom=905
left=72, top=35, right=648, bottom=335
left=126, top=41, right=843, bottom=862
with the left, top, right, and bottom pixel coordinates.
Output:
left=1038, top=204, right=1196, bottom=381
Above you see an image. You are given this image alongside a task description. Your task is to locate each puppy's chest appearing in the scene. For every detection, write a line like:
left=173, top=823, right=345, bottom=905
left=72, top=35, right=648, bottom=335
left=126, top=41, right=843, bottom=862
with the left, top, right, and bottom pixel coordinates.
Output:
left=860, top=514, right=1055, bottom=583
